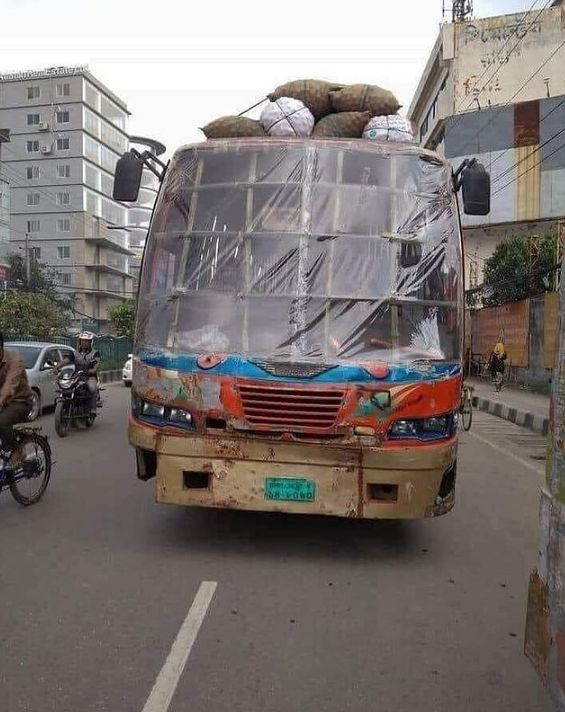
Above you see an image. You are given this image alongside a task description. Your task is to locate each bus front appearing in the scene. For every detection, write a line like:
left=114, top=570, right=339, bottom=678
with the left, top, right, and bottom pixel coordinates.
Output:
left=130, top=138, right=462, bottom=519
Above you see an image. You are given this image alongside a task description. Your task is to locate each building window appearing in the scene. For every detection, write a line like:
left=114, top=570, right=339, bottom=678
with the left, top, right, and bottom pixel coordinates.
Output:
left=27, top=219, right=40, bottom=233
left=30, top=247, right=41, bottom=260
left=57, top=164, right=71, bottom=178
left=56, top=192, right=70, bottom=206
left=27, top=113, right=40, bottom=126
left=27, top=193, right=40, bottom=206
left=57, top=218, right=71, bottom=232
left=57, top=272, right=72, bottom=285
left=56, top=83, right=70, bottom=97
left=26, top=140, right=40, bottom=153
left=26, top=166, right=40, bottom=180
left=57, top=246, right=71, bottom=259
left=56, top=138, right=70, bottom=150
left=56, top=110, right=70, bottom=124
left=27, top=86, right=40, bottom=100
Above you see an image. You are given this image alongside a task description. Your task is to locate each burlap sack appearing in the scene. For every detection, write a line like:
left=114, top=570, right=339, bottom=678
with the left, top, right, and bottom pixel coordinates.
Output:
left=312, top=111, right=371, bottom=138
left=268, top=79, right=343, bottom=119
left=329, top=84, right=400, bottom=116
left=202, top=116, right=267, bottom=139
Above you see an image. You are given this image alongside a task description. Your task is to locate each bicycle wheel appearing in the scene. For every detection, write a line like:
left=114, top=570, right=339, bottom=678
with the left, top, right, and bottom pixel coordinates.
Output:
left=9, top=432, right=52, bottom=506
left=461, top=396, right=473, bottom=431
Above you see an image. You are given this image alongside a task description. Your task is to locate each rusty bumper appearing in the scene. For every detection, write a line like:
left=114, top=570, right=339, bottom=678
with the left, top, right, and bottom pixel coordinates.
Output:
left=130, top=419, right=457, bottom=519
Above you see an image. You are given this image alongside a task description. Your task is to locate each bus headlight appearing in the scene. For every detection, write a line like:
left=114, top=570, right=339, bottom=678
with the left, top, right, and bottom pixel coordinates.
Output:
left=143, top=402, right=165, bottom=418
left=388, top=413, right=455, bottom=441
left=134, top=397, right=195, bottom=430
left=169, top=407, right=193, bottom=424
left=389, top=420, right=418, bottom=438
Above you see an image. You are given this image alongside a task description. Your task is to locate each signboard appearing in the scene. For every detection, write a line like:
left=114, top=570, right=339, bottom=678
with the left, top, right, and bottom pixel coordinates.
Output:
left=478, top=299, right=530, bottom=367
left=0, top=65, right=87, bottom=82
left=544, top=292, right=560, bottom=369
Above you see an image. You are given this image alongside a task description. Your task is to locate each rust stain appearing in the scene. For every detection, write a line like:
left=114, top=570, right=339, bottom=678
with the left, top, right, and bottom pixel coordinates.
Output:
left=214, top=440, right=245, bottom=459
left=525, top=572, right=550, bottom=681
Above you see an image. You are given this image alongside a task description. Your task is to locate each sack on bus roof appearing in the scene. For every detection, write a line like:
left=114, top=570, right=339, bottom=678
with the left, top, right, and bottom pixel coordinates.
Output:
left=268, top=79, right=343, bottom=119
left=312, top=111, right=371, bottom=138
left=260, top=98, right=315, bottom=137
left=329, top=84, right=400, bottom=116
left=363, top=115, right=415, bottom=143
left=202, top=116, right=267, bottom=139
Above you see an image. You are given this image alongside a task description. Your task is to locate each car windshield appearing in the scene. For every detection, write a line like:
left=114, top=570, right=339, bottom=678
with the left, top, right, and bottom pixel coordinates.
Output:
left=6, top=345, right=42, bottom=369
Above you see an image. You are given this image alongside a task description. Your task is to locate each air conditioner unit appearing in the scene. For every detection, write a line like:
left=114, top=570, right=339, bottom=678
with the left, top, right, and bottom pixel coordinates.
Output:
left=40, top=144, right=52, bottom=154
left=38, top=122, right=49, bottom=131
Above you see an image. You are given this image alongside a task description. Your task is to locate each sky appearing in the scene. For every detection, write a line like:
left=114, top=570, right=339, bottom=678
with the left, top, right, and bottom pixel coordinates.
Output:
left=0, top=0, right=534, bottom=155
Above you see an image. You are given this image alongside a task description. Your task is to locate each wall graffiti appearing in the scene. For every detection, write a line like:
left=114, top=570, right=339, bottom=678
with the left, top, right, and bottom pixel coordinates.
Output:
left=464, top=20, right=542, bottom=45
left=462, top=74, right=501, bottom=98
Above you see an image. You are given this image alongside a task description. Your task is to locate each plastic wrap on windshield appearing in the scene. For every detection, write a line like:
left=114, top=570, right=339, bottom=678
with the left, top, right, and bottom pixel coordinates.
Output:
left=138, top=138, right=461, bottom=365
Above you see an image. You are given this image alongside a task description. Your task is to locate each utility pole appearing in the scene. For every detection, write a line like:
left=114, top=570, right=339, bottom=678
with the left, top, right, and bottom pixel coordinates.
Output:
left=24, top=231, right=31, bottom=288
left=525, top=246, right=565, bottom=708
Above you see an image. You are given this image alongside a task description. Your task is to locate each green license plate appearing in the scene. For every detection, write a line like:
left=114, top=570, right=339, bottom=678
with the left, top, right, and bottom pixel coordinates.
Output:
left=264, top=477, right=316, bottom=502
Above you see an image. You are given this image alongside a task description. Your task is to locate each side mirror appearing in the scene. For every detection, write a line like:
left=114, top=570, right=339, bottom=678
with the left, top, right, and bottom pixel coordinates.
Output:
left=42, top=360, right=54, bottom=370
left=462, top=162, right=490, bottom=216
left=113, top=151, right=144, bottom=202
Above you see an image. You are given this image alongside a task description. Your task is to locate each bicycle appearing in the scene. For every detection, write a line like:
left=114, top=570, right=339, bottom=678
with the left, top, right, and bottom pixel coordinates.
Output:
left=0, top=425, right=52, bottom=505
left=459, top=383, right=474, bottom=431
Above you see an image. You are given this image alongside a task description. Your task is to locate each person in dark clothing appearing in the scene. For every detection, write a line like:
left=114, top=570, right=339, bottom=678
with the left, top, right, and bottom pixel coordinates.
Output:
left=0, top=332, right=34, bottom=458
left=487, top=340, right=507, bottom=389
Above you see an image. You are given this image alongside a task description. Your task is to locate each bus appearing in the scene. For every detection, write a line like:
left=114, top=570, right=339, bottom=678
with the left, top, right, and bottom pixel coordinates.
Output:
left=115, top=137, right=489, bottom=519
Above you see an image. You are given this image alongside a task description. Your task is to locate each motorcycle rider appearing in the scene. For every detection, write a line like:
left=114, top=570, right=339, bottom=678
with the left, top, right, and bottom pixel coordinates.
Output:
left=61, top=332, right=101, bottom=415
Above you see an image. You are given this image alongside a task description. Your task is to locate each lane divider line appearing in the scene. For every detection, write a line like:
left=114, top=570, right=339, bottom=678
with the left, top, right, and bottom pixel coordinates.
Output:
left=142, top=580, right=218, bottom=712
left=467, top=429, right=545, bottom=476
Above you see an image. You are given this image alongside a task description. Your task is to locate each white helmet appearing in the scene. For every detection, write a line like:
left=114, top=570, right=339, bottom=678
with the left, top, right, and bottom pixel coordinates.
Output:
left=78, top=331, right=95, bottom=342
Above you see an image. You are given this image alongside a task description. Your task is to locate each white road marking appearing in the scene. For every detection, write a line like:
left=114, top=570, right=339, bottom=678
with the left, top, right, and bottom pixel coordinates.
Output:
left=467, top=429, right=545, bottom=476
left=142, top=581, right=217, bottom=712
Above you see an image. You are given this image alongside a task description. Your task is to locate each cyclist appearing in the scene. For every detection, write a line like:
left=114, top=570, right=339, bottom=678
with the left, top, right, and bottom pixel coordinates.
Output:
left=0, top=332, right=34, bottom=464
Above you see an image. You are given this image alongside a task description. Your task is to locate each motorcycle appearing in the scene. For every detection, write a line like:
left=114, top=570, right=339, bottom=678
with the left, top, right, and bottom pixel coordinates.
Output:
left=54, top=364, right=102, bottom=437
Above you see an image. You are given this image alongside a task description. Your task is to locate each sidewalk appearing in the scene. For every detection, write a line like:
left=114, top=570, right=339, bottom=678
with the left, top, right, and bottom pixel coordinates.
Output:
left=467, top=378, right=550, bottom=435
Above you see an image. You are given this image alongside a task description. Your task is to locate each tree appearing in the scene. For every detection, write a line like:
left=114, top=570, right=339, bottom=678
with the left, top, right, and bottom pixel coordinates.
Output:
left=481, top=234, right=557, bottom=306
left=8, top=253, right=75, bottom=312
left=108, top=300, right=136, bottom=339
left=0, top=290, right=70, bottom=340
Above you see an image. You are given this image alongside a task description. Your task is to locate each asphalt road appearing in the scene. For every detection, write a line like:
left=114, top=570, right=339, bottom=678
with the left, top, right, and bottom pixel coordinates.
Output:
left=0, top=385, right=552, bottom=712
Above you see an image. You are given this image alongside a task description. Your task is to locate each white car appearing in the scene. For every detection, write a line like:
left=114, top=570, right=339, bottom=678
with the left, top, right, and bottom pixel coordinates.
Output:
left=122, top=354, right=133, bottom=387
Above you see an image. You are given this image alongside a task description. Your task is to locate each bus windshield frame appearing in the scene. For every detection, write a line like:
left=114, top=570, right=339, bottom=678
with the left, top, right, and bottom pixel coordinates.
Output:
left=137, top=138, right=463, bottom=367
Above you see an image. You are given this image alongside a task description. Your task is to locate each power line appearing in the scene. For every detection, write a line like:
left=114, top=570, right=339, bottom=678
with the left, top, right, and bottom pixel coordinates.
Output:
left=447, top=34, right=565, bottom=161
left=489, top=95, right=565, bottom=172
left=492, top=136, right=565, bottom=196
left=455, top=0, right=544, bottom=115
left=462, top=0, right=552, bottom=110
left=0, top=145, right=130, bottom=245
left=491, top=120, right=565, bottom=187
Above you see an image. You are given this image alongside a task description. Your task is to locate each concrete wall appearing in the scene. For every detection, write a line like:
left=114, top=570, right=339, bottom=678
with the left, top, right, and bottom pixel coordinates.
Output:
left=470, top=294, right=556, bottom=386
left=453, top=6, right=565, bottom=111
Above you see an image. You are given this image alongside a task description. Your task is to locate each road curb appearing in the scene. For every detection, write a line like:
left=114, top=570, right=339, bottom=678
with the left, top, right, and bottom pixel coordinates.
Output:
left=471, top=395, right=549, bottom=436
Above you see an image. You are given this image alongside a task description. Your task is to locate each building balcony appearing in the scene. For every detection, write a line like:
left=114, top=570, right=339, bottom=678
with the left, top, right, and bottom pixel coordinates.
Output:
left=85, top=261, right=131, bottom=277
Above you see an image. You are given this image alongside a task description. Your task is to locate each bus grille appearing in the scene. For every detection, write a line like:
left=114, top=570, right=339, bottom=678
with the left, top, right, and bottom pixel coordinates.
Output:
left=238, top=383, right=345, bottom=430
